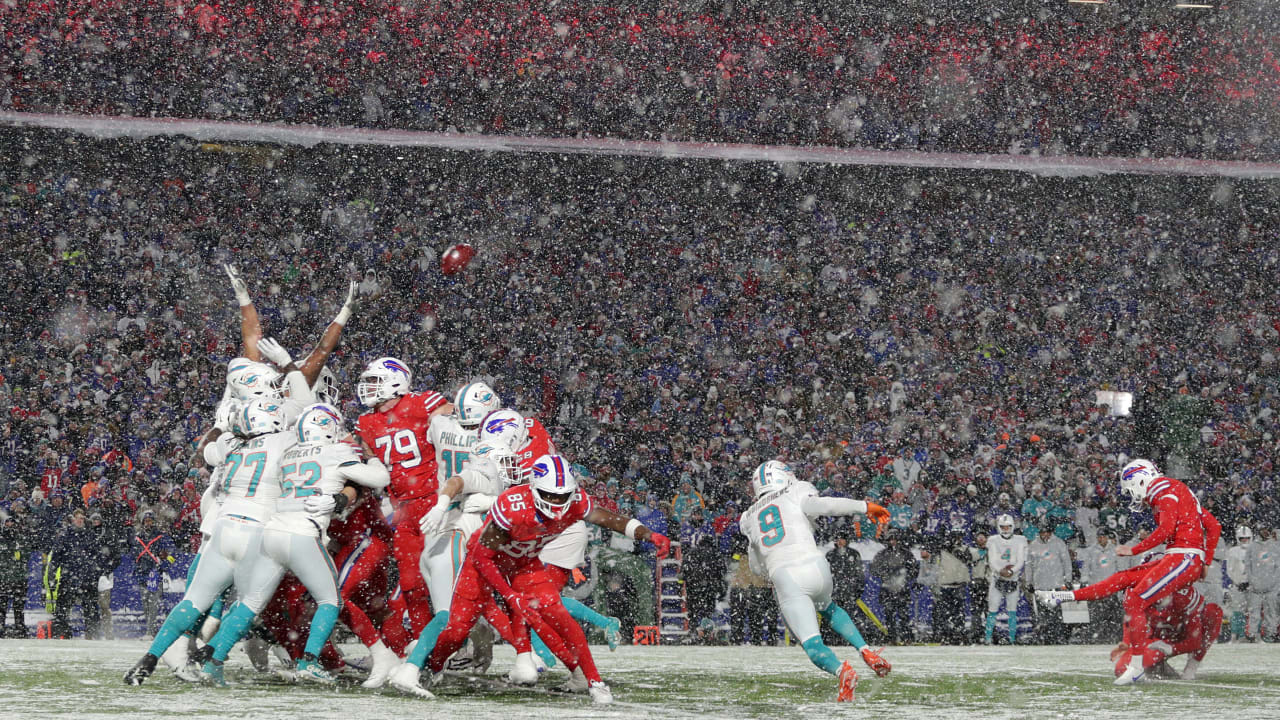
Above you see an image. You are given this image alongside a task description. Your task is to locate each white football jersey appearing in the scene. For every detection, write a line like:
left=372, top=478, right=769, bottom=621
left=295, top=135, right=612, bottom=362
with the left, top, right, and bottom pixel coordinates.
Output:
left=740, top=481, right=824, bottom=577
left=207, top=430, right=296, bottom=523
left=986, top=533, right=1029, bottom=580
left=429, top=414, right=480, bottom=483
left=431, top=444, right=506, bottom=537
left=270, top=441, right=364, bottom=536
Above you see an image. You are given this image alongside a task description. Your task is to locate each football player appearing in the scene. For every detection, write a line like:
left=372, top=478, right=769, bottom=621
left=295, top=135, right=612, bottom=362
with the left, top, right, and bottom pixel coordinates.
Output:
left=327, top=491, right=404, bottom=687
left=740, top=460, right=892, bottom=702
left=392, top=455, right=670, bottom=704
left=354, top=357, right=453, bottom=640
left=200, top=402, right=389, bottom=685
left=1110, top=459, right=1221, bottom=684
left=984, top=514, right=1028, bottom=646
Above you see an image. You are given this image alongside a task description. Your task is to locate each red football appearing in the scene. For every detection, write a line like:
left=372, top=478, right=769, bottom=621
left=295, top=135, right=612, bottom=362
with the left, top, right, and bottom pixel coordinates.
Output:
left=440, top=243, right=476, bottom=276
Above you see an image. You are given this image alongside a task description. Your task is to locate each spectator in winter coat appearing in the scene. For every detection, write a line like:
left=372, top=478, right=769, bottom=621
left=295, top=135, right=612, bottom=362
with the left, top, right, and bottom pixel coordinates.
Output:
left=870, top=530, right=919, bottom=645
left=1226, top=526, right=1252, bottom=641
left=130, top=511, right=175, bottom=636
left=920, top=532, right=973, bottom=644
left=0, top=514, right=30, bottom=637
left=682, top=534, right=726, bottom=633
left=46, top=509, right=104, bottom=638
left=671, top=479, right=706, bottom=526
left=1077, top=528, right=1125, bottom=642
left=1028, top=526, right=1073, bottom=644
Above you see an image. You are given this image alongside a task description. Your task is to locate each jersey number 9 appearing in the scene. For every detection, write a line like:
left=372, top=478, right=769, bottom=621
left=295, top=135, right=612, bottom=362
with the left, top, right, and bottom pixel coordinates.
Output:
left=758, top=505, right=786, bottom=547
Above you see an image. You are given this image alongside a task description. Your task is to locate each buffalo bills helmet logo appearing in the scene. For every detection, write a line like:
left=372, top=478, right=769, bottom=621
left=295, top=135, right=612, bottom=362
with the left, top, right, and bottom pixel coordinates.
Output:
left=486, top=417, right=517, bottom=434
left=1122, top=466, right=1143, bottom=481
left=532, top=462, right=550, bottom=478
left=383, top=359, right=409, bottom=375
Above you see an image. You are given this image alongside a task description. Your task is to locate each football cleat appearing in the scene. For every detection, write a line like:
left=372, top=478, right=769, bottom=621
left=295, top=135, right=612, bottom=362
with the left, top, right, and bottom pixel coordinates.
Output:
left=1036, top=590, right=1075, bottom=608
left=558, top=666, right=589, bottom=694
left=837, top=661, right=859, bottom=702
left=159, top=640, right=189, bottom=672
left=860, top=646, right=891, bottom=678
left=389, top=663, right=435, bottom=698
left=124, top=653, right=158, bottom=686
left=1114, top=655, right=1146, bottom=686
left=295, top=654, right=337, bottom=685
left=1181, top=657, right=1201, bottom=681
left=201, top=660, right=227, bottom=687
left=532, top=652, right=548, bottom=674
left=589, top=680, right=614, bottom=705
left=361, top=641, right=401, bottom=689
left=605, top=617, right=623, bottom=651
left=506, top=651, right=540, bottom=686
left=244, top=636, right=271, bottom=673
left=174, top=661, right=204, bottom=684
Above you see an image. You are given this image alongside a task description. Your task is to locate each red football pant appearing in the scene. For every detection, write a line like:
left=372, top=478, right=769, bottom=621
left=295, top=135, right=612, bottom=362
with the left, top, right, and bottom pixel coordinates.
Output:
left=1071, top=563, right=1153, bottom=602
left=1122, top=553, right=1204, bottom=648
left=258, top=574, right=312, bottom=661
left=334, top=534, right=394, bottom=650
left=381, top=587, right=411, bottom=655
left=1114, top=602, right=1222, bottom=675
left=392, top=495, right=438, bottom=635
left=511, top=570, right=601, bottom=684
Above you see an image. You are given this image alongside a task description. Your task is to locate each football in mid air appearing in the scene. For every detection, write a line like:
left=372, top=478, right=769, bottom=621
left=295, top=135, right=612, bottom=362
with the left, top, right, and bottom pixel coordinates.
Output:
left=440, top=243, right=476, bottom=275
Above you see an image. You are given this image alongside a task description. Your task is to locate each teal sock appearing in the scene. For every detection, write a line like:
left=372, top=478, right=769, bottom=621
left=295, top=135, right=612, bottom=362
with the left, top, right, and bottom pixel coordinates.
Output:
left=209, top=591, right=227, bottom=620
left=800, top=636, right=843, bottom=675
left=305, top=604, right=340, bottom=658
left=562, top=597, right=612, bottom=629
left=984, top=612, right=998, bottom=643
left=821, top=604, right=867, bottom=651
left=530, top=632, right=557, bottom=668
left=209, top=604, right=258, bottom=663
left=147, top=600, right=203, bottom=657
left=406, top=611, right=449, bottom=668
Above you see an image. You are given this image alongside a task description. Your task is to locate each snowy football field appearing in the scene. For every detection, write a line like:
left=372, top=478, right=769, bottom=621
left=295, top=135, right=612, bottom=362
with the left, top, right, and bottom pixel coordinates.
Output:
left=1, top=640, right=1277, bottom=719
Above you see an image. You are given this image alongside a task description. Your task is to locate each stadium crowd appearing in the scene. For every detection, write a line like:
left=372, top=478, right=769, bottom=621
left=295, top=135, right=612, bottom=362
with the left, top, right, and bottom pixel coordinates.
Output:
left=1, top=128, right=1278, bottom=643
left=2, top=2, right=1279, bottom=160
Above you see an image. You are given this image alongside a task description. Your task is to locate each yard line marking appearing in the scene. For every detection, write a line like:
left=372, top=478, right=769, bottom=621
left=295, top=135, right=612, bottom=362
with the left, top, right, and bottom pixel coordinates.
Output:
left=1012, top=667, right=1280, bottom=694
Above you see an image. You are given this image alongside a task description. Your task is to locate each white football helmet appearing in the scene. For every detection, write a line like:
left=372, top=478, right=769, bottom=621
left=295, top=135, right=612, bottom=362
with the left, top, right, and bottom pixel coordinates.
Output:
left=478, top=409, right=529, bottom=451
left=997, top=514, right=1016, bottom=539
left=226, top=358, right=283, bottom=401
left=315, top=366, right=340, bottom=406
left=529, top=454, right=577, bottom=520
left=1119, top=459, right=1160, bottom=510
left=472, top=442, right=524, bottom=486
left=296, top=403, right=346, bottom=444
left=1237, top=526, right=1253, bottom=543
left=233, top=398, right=286, bottom=438
left=357, top=357, right=412, bottom=407
left=751, top=460, right=796, bottom=498
left=455, top=381, right=501, bottom=428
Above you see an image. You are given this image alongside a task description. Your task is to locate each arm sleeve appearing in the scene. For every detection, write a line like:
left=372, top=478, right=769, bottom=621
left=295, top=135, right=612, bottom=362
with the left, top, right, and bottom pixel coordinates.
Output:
left=282, top=369, right=315, bottom=406
left=1202, top=510, right=1222, bottom=566
left=457, top=458, right=505, bottom=497
left=986, top=540, right=1003, bottom=574
left=203, top=435, right=232, bottom=467
left=1129, top=498, right=1177, bottom=555
left=1011, top=538, right=1027, bottom=576
left=340, top=458, right=390, bottom=490
left=800, top=495, right=869, bottom=519
left=748, top=543, right=765, bottom=576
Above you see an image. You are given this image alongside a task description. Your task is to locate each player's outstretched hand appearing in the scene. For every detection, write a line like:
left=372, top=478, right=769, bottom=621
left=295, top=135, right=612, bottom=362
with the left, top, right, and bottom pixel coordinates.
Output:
left=225, top=264, right=251, bottom=306
left=419, top=503, right=448, bottom=535
left=335, top=280, right=358, bottom=326
left=864, top=501, right=891, bottom=524
left=303, top=494, right=337, bottom=518
left=650, top=532, right=671, bottom=559
left=257, top=337, right=292, bottom=367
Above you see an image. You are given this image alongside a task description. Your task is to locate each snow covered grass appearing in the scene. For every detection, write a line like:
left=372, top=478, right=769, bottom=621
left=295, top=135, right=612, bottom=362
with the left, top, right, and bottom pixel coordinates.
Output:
left=0, top=640, right=1277, bottom=720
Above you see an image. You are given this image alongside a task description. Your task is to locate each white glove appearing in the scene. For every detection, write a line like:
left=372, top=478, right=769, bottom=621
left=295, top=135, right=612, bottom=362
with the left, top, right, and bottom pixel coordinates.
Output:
left=257, top=337, right=292, bottom=367
left=303, top=494, right=337, bottom=517
left=334, top=280, right=358, bottom=326
left=225, top=264, right=252, bottom=306
left=418, top=500, right=450, bottom=535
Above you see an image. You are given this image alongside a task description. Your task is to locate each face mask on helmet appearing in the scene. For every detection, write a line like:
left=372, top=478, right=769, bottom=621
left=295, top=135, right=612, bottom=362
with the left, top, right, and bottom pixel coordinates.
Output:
left=455, top=382, right=501, bottom=428
left=357, top=357, right=412, bottom=407
left=297, top=403, right=345, bottom=444
left=474, top=442, right=525, bottom=486
left=315, top=367, right=340, bottom=406
left=529, top=454, right=577, bottom=520
left=478, top=409, right=529, bottom=451
left=751, top=460, right=796, bottom=498
left=226, top=359, right=284, bottom=401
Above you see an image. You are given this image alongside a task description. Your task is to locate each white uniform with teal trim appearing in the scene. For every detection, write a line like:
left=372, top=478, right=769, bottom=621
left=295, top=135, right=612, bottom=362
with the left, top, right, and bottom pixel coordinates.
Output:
left=429, top=414, right=480, bottom=483
left=419, top=433, right=503, bottom=612
left=187, top=430, right=295, bottom=611
left=739, top=481, right=832, bottom=644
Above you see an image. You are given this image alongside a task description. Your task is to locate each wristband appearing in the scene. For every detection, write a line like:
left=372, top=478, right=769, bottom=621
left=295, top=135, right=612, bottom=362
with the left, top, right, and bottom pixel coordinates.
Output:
left=624, top=518, right=643, bottom=540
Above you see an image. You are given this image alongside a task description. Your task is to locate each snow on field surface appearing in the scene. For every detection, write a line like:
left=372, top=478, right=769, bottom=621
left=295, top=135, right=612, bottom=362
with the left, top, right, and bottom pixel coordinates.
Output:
left=1, top=640, right=1277, bottom=720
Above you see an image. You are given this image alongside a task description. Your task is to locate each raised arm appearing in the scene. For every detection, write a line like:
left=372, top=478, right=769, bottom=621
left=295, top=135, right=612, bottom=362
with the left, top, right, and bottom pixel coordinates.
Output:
left=225, top=264, right=262, bottom=361
left=299, top=280, right=358, bottom=385
left=585, top=505, right=671, bottom=558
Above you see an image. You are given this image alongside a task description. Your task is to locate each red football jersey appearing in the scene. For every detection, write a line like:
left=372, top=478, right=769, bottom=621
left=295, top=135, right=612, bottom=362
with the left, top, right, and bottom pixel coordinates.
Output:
left=513, top=417, right=557, bottom=470
left=1149, top=585, right=1206, bottom=643
left=327, top=494, right=393, bottom=547
left=356, top=391, right=447, bottom=502
left=483, top=484, right=591, bottom=576
left=1130, top=476, right=1211, bottom=557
